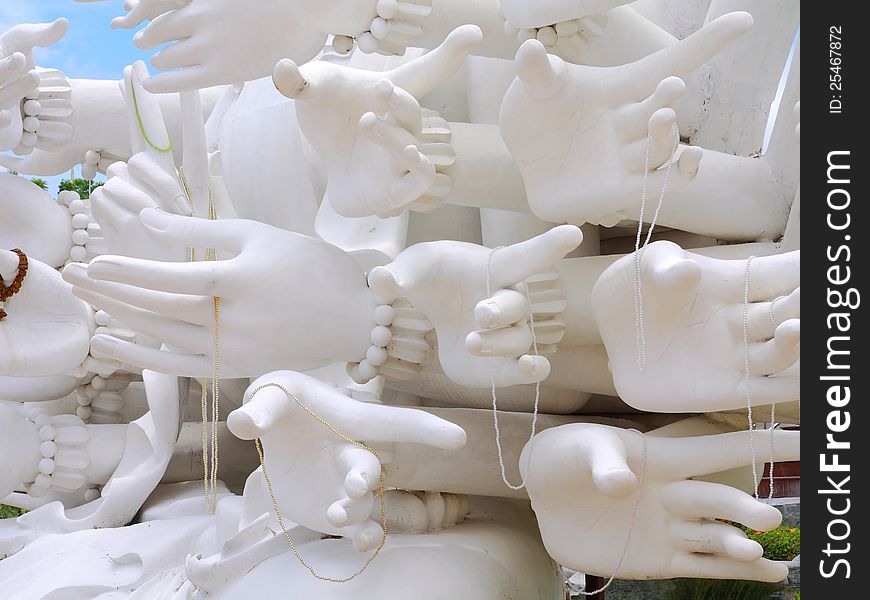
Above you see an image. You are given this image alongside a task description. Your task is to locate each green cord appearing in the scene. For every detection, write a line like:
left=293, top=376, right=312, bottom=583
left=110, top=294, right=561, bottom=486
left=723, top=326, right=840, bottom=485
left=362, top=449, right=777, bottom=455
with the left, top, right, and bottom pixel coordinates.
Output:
left=130, top=80, right=173, bottom=153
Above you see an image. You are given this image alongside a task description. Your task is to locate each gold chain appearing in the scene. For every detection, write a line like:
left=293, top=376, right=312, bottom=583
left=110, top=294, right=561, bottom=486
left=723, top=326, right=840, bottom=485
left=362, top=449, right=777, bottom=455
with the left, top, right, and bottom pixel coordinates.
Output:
left=180, top=166, right=221, bottom=515
left=251, top=382, right=388, bottom=582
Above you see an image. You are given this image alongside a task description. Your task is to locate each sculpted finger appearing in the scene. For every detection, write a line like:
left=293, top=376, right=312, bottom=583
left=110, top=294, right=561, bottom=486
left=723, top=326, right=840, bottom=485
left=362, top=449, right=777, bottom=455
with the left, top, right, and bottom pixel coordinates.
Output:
left=466, top=323, right=533, bottom=357
left=490, top=225, right=582, bottom=288
left=87, top=252, right=232, bottom=296
left=474, top=289, right=529, bottom=330
left=662, top=480, right=783, bottom=532
left=228, top=383, right=295, bottom=440
left=351, top=519, right=385, bottom=552
left=657, top=429, right=799, bottom=479
left=669, top=519, right=763, bottom=562
left=748, top=287, right=800, bottom=341
left=619, top=76, right=685, bottom=139
left=133, top=8, right=194, bottom=50
left=749, top=319, right=800, bottom=375
left=388, top=24, right=483, bottom=98
left=142, top=65, right=210, bottom=94
left=90, top=334, right=211, bottom=377
left=614, top=12, right=753, bottom=102
left=492, top=354, right=550, bottom=386
left=671, top=552, right=788, bottom=583
left=337, top=446, right=382, bottom=499
left=513, top=39, right=566, bottom=98
left=327, top=494, right=375, bottom=529
left=64, top=262, right=211, bottom=325
left=2, top=19, right=68, bottom=54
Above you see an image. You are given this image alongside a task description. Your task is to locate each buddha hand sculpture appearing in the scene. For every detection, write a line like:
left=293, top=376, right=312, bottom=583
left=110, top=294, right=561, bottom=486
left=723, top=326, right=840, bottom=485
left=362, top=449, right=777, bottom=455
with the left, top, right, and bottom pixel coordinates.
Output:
left=0, top=250, right=93, bottom=377
left=89, top=62, right=191, bottom=262
left=0, top=19, right=68, bottom=152
left=64, top=209, right=381, bottom=378
left=273, top=25, right=482, bottom=218
left=522, top=423, right=799, bottom=581
left=228, top=371, right=466, bottom=551
left=368, top=225, right=582, bottom=387
left=0, top=173, right=74, bottom=268
left=110, top=0, right=331, bottom=93
left=592, top=241, right=800, bottom=412
left=499, top=12, right=753, bottom=226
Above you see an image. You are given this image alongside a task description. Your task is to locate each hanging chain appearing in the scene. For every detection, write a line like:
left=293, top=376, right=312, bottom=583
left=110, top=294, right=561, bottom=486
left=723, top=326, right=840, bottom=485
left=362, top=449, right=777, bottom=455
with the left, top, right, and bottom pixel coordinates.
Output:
left=251, top=382, right=388, bottom=582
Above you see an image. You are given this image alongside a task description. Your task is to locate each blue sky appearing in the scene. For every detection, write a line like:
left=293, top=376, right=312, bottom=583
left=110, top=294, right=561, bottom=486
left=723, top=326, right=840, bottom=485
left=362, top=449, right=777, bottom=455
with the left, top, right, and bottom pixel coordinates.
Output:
left=2, top=1, right=150, bottom=193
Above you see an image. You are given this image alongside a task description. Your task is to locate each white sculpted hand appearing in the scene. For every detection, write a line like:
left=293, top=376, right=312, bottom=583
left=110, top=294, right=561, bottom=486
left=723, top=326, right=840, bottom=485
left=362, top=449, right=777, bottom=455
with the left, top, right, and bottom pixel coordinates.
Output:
left=90, top=62, right=190, bottom=261
left=592, top=241, right=800, bottom=412
left=117, top=0, right=329, bottom=92
left=273, top=25, right=482, bottom=218
left=0, top=19, right=68, bottom=152
left=523, top=423, right=799, bottom=581
left=369, top=225, right=582, bottom=387
left=0, top=251, right=93, bottom=377
left=228, top=371, right=466, bottom=551
left=63, top=209, right=378, bottom=378
left=0, top=173, right=73, bottom=268
left=499, top=13, right=753, bottom=226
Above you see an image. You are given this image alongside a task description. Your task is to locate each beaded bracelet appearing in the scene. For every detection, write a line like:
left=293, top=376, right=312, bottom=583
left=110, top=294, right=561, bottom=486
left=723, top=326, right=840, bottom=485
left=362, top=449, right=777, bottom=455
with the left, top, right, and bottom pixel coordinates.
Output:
left=348, top=297, right=433, bottom=384
left=332, top=0, right=432, bottom=57
left=21, top=407, right=95, bottom=499
left=15, top=68, right=73, bottom=156
left=0, top=248, right=28, bottom=320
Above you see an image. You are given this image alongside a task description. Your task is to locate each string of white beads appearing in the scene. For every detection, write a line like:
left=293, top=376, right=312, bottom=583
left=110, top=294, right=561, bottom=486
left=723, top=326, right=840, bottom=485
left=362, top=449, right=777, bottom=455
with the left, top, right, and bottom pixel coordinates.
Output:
left=350, top=303, right=396, bottom=384
left=59, top=190, right=91, bottom=264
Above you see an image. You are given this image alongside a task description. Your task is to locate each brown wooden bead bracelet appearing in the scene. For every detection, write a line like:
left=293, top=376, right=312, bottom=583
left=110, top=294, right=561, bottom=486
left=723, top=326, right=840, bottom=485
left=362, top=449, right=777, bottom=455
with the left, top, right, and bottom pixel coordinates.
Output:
left=0, top=248, right=29, bottom=320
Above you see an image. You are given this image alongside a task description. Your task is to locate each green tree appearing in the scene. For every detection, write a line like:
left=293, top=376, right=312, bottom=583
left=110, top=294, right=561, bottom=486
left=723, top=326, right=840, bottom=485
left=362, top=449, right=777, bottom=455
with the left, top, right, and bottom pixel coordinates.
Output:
left=31, top=177, right=48, bottom=190
left=58, top=178, right=104, bottom=200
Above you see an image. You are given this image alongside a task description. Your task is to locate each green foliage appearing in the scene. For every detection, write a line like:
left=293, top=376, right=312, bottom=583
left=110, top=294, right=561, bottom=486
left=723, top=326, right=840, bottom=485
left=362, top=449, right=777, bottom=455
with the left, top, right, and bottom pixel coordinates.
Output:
left=58, top=177, right=104, bottom=200
left=30, top=177, right=48, bottom=190
left=795, top=591, right=800, bottom=599
left=743, top=526, right=800, bottom=562
left=0, top=505, right=24, bottom=519
left=663, top=578, right=781, bottom=600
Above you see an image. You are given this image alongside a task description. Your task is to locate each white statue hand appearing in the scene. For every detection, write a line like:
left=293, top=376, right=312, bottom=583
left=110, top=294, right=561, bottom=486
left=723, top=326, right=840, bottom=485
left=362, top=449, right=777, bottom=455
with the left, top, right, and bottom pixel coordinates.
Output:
left=0, top=19, right=68, bottom=152
left=592, top=241, right=800, bottom=412
left=0, top=173, right=73, bottom=268
left=109, top=0, right=191, bottom=30
left=368, top=225, right=582, bottom=387
left=0, top=403, right=41, bottom=499
left=523, top=423, right=799, bottom=581
left=127, top=0, right=329, bottom=93
left=499, top=12, right=753, bottom=226
left=273, top=25, right=482, bottom=218
left=89, top=62, right=190, bottom=261
left=63, top=209, right=378, bottom=378
left=228, top=371, right=466, bottom=551
left=0, top=251, right=93, bottom=377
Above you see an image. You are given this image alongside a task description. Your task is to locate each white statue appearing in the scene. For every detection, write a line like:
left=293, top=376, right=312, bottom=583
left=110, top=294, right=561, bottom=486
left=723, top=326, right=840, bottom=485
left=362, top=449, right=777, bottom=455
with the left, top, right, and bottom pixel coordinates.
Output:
left=0, top=0, right=800, bottom=596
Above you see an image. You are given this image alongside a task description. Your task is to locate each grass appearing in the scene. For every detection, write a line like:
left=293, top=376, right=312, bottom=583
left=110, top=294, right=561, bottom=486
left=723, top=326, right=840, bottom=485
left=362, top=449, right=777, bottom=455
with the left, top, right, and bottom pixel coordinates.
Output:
left=663, top=578, right=782, bottom=600
left=0, top=505, right=25, bottom=519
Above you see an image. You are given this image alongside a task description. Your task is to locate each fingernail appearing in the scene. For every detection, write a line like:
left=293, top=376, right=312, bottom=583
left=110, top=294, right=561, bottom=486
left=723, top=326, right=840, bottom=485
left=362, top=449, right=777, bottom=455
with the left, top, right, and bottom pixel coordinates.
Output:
left=327, top=504, right=348, bottom=527
left=477, top=301, right=501, bottom=328
left=466, top=332, right=488, bottom=354
left=140, top=207, right=171, bottom=230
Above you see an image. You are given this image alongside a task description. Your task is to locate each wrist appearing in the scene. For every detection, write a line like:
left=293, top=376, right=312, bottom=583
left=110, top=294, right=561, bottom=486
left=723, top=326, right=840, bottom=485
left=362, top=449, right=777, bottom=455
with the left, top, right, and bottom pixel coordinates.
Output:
left=348, top=295, right=434, bottom=384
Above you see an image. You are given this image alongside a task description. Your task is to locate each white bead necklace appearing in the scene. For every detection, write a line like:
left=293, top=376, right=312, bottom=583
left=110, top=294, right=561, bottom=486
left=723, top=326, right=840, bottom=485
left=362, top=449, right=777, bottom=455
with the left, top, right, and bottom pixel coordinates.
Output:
left=633, top=124, right=681, bottom=373
left=486, top=245, right=540, bottom=491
